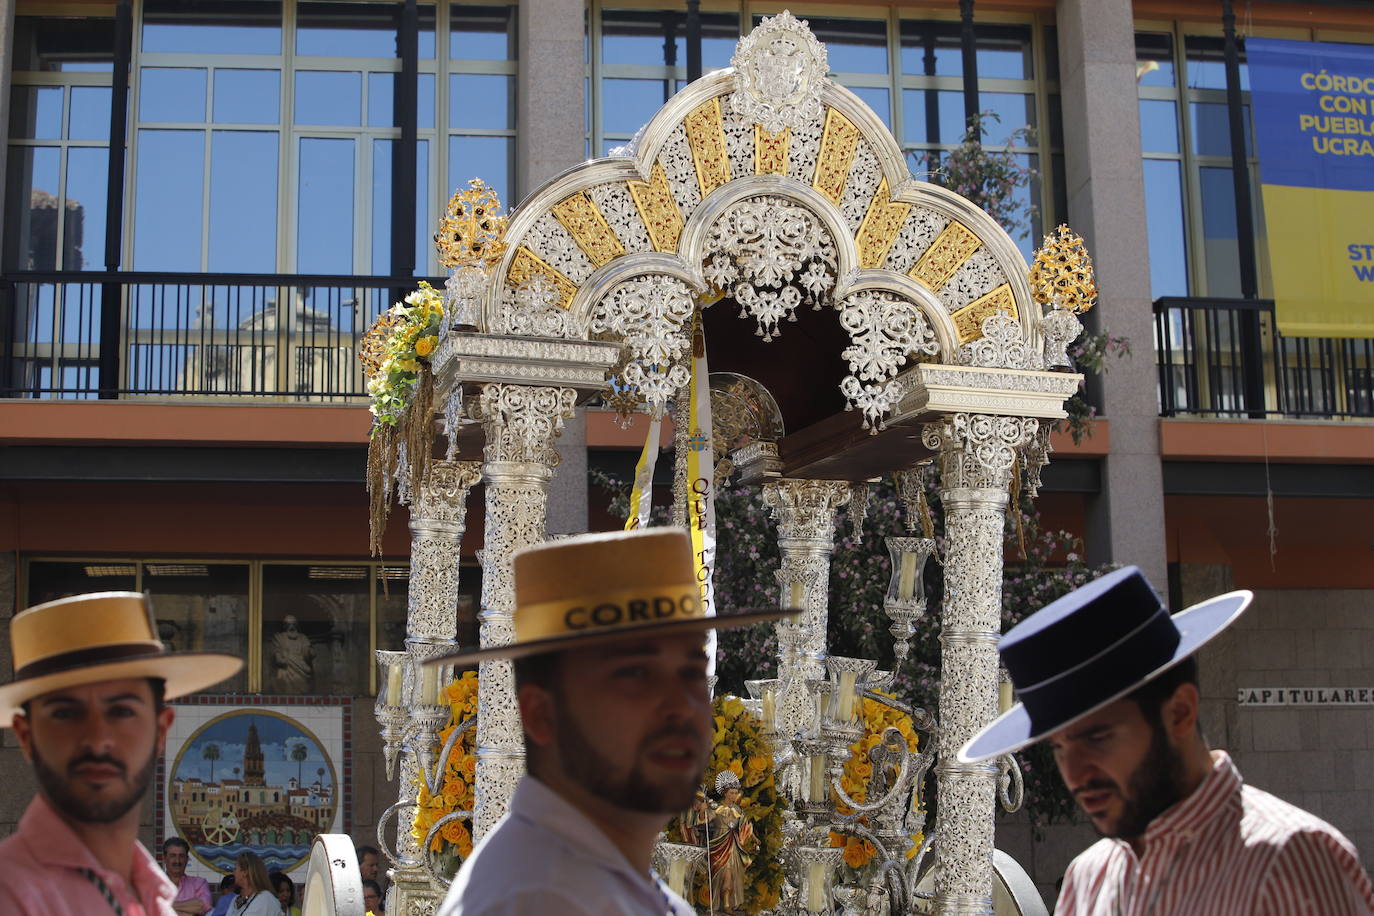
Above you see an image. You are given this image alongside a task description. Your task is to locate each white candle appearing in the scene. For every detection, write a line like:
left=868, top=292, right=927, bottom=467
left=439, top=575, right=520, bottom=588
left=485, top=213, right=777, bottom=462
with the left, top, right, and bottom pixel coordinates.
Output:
left=789, top=580, right=805, bottom=607
left=387, top=664, right=403, bottom=705
left=808, top=753, right=827, bottom=803
left=898, top=551, right=917, bottom=600
left=999, top=679, right=1014, bottom=715
left=837, top=671, right=858, bottom=723
left=762, top=687, right=776, bottom=731
left=421, top=664, right=438, bottom=705
left=667, top=858, right=687, bottom=897
left=806, top=862, right=827, bottom=912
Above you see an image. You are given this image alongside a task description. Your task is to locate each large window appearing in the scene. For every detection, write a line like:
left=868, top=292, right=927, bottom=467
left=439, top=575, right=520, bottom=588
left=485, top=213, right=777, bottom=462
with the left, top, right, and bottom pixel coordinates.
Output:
left=1136, top=29, right=1262, bottom=301
left=6, top=0, right=516, bottom=278
left=5, top=15, right=116, bottom=272
left=586, top=5, right=1062, bottom=259
left=22, top=558, right=482, bottom=696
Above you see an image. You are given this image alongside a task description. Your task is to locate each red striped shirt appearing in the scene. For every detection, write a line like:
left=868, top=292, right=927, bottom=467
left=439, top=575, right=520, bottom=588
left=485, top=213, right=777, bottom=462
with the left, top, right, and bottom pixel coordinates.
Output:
left=1056, top=751, right=1374, bottom=915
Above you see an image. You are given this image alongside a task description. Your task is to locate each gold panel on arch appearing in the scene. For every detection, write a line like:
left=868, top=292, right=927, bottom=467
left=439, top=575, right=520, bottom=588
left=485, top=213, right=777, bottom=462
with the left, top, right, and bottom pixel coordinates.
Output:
left=507, top=246, right=579, bottom=309
left=684, top=98, right=731, bottom=198
left=855, top=177, right=913, bottom=269
left=627, top=163, right=685, bottom=253
left=909, top=221, right=981, bottom=292
left=552, top=191, right=626, bottom=268
left=754, top=125, right=790, bottom=175
left=950, top=284, right=1018, bottom=341
left=812, top=108, right=862, bottom=205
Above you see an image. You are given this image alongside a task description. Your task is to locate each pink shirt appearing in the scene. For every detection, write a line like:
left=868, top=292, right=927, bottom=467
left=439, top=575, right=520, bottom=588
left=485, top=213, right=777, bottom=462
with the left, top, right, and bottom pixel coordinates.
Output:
left=0, top=794, right=177, bottom=916
left=1057, top=751, right=1374, bottom=915
left=174, top=873, right=214, bottom=911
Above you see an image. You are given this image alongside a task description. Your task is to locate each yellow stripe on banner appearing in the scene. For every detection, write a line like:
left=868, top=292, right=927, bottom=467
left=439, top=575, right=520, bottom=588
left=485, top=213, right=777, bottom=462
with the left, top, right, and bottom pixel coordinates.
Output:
left=1262, top=184, right=1374, bottom=338
left=625, top=414, right=661, bottom=531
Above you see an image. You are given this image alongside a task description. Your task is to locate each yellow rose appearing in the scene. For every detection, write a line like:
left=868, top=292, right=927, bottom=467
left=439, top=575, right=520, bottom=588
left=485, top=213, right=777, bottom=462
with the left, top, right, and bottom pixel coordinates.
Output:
left=416, top=335, right=438, bottom=357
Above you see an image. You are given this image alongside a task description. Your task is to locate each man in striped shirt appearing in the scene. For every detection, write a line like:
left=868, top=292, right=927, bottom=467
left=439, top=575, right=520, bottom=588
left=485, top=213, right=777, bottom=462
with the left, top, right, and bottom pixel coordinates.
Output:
left=960, top=567, right=1374, bottom=915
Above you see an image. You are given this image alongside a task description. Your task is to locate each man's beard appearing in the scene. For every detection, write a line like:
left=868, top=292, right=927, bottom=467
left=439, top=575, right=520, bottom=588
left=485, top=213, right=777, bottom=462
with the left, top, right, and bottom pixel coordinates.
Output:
left=32, top=743, right=157, bottom=825
left=552, top=694, right=705, bottom=814
left=1090, top=718, right=1189, bottom=841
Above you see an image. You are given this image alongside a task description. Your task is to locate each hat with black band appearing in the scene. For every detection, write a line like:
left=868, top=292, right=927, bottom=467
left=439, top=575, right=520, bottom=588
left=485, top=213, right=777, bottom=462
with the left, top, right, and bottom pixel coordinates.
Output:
left=431, top=527, right=797, bottom=666
left=0, top=591, right=244, bottom=722
left=959, top=565, right=1252, bottom=763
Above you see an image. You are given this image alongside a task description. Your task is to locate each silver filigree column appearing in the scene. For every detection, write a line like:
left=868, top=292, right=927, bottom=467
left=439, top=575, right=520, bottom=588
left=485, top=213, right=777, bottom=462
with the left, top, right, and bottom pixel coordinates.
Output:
left=390, top=460, right=482, bottom=916
left=761, top=479, right=851, bottom=739
left=471, top=383, right=577, bottom=840
left=923, top=414, right=1037, bottom=915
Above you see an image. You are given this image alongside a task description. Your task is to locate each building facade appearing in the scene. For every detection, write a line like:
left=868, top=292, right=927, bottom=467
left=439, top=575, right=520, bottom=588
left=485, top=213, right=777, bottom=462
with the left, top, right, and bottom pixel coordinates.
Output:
left=0, top=0, right=1371, bottom=904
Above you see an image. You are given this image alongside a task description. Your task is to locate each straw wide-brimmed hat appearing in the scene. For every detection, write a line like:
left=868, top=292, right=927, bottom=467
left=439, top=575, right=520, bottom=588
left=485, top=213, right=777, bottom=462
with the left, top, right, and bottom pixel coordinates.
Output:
left=0, top=591, right=244, bottom=722
left=959, top=566, right=1252, bottom=763
left=432, top=528, right=797, bottom=665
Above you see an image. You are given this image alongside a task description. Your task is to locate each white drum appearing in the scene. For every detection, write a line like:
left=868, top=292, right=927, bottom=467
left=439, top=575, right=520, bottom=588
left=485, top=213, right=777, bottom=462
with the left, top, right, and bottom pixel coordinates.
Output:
left=301, top=835, right=367, bottom=916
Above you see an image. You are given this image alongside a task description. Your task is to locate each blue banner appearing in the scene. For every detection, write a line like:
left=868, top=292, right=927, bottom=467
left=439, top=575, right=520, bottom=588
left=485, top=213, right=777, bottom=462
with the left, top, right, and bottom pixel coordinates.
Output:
left=1247, top=38, right=1374, bottom=337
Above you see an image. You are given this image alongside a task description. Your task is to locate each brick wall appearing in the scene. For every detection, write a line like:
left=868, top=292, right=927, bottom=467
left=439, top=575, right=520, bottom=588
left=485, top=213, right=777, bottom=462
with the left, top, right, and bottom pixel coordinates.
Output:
left=1188, top=566, right=1374, bottom=861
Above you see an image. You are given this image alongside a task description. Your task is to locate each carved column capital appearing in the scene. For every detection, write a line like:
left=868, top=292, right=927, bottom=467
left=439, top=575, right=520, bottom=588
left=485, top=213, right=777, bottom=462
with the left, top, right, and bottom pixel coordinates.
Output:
left=761, top=478, right=852, bottom=542
left=922, top=412, right=1039, bottom=494
left=473, top=383, right=577, bottom=468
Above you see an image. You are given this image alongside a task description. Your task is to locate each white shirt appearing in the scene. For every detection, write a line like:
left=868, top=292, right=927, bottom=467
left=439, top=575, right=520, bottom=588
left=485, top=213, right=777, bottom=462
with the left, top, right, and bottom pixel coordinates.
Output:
left=438, top=775, right=695, bottom=916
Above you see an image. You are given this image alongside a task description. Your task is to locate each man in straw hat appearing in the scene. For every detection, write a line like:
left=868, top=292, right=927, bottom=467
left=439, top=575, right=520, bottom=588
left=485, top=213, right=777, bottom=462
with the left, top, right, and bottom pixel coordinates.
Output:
left=960, top=566, right=1373, bottom=914
left=0, top=592, right=242, bottom=914
left=434, top=528, right=794, bottom=916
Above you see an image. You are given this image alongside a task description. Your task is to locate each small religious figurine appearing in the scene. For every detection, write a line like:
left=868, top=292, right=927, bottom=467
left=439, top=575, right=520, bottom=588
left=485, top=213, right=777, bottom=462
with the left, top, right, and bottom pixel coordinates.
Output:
left=707, top=770, right=758, bottom=915
left=679, top=789, right=710, bottom=845
left=270, top=614, right=316, bottom=692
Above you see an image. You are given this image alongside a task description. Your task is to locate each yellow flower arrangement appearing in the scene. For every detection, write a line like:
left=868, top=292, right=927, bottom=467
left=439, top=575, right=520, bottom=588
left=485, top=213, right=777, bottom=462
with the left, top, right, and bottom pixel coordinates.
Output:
left=829, top=694, right=925, bottom=871
left=360, top=281, right=446, bottom=429
left=666, top=695, right=785, bottom=915
left=411, top=670, right=479, bottom=874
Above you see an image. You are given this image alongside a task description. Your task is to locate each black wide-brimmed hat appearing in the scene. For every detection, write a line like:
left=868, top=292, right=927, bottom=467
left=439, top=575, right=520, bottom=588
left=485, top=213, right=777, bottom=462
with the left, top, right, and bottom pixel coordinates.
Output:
left=432, top=527, right=797, bottom=665
left=959, top=566, right=1251, bottom=763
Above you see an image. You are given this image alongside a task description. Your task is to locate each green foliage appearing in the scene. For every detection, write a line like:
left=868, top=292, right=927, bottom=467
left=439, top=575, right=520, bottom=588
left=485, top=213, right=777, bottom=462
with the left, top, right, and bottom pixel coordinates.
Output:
left=918, top=111, right=1038, bottom=240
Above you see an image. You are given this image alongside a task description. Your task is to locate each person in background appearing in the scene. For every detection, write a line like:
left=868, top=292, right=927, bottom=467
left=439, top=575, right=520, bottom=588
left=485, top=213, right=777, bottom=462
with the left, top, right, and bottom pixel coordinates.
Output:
left=165, top=837, right=212, bottom=915
left=208, top=875, right=238, bottom=916
left=269, top=871, right=300, bottom=916
left=362, top=878, right=384, bottom=914
left=961, top=566, right=1374, bottom=915
left=227, top=852, right=279, bottom=916
left=356, top=845, right=383, bottom=886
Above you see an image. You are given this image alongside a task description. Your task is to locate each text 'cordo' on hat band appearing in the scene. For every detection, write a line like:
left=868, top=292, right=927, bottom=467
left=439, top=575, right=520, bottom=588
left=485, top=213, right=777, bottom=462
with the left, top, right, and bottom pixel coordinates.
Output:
left=515, top=583, right=704, bottom=643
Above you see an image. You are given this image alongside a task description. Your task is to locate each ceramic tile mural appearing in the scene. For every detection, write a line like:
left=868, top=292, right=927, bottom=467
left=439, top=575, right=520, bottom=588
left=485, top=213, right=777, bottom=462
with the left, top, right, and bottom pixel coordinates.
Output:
left=161, top=698, right=350, bottom=880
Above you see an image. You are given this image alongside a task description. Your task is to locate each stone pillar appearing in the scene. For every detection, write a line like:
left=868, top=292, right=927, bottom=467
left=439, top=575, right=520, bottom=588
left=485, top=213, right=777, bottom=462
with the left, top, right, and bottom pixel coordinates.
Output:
left=1056, top=0, right=1168, bottom=590
left=516, top=0, right=586, bottom=197
left=924, top=413, right=1038, bottom=915
left=760, top=479, right=851, bottom=739
left=516, top=0, right=591, bottom=545
left=471, top=383, right=576, bottom=840
left=388, top=460, right=481, bottom=916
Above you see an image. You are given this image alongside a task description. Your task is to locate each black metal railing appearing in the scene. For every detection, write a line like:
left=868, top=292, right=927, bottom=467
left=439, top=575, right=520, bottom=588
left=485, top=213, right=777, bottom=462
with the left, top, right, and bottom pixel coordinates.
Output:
left=0, top=271, right=442, bottom=400
left=1155, top=297, right=1374, bottom=419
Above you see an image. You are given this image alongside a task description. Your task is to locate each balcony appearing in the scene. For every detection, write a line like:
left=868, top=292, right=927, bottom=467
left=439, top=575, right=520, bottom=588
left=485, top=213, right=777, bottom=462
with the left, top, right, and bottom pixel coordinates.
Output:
left=0, top=271, right=435, bottom=400
left=1154, top=297, right=1374, bottom=420
left=6, top=276, right=1373, bottom=422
